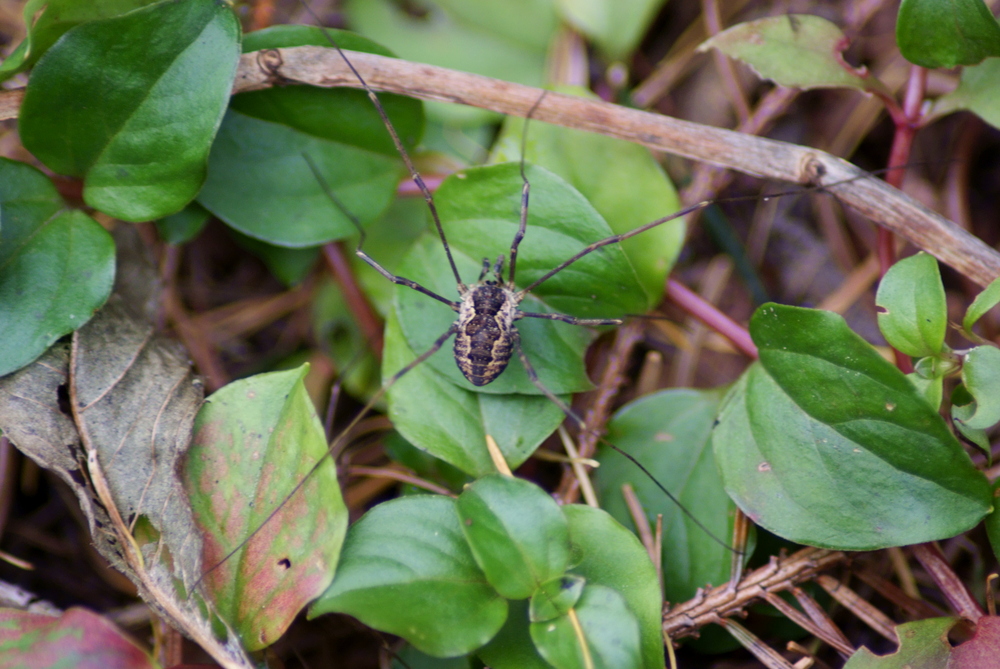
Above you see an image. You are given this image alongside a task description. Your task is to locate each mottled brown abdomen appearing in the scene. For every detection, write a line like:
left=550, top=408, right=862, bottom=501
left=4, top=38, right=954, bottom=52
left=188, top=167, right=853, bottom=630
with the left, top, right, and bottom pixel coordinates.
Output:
left=454, top=283, right=517, bottom=386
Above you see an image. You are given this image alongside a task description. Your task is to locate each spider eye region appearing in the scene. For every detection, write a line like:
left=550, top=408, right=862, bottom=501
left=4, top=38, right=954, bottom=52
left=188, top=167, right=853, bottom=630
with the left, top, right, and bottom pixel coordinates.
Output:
left=454, top=284, right=518, bottom=386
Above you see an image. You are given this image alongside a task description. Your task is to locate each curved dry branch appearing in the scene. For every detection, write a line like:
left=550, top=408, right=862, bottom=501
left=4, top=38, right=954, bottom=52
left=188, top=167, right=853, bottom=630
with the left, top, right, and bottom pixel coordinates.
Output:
left=231, top=47, right=999, bottom=288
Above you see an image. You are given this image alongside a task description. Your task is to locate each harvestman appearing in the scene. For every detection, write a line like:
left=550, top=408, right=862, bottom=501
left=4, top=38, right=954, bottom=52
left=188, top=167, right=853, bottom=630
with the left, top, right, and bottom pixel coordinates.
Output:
left=207, top=26, right=888, bottom=580
left=312, top=40, right=745, bottom=548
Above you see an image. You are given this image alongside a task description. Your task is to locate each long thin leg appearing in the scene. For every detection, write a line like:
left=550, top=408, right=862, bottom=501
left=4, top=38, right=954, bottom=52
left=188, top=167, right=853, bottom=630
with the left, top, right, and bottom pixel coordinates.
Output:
left=516, top=167, right=904, bottom=299
left=195, top=324, right=459, bottom=591
left=512, top=331, right=738, bottom=555
left=506, top=90, right=549, bottom=288
left=517, top=311, right=623, bottom=327
left=303, top=153, right=460, bottom=311
left=305, top=24, right=468, bottom=292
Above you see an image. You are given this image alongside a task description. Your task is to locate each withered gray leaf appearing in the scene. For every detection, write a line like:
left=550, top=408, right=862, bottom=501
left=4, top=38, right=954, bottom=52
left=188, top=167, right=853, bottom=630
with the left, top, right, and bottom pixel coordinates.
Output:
left=71, top=292, right=205, bottom=590
left=0, top=342, right=124, bottom=573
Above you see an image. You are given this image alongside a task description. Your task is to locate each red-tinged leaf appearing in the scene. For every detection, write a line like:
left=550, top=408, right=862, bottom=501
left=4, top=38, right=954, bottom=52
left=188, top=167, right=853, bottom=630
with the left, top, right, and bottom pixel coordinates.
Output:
left=950, top=616, right=1000, bottom=668
left=186, top=365, right=347, bottom=651
left=0, top=607, right=157, bottom=669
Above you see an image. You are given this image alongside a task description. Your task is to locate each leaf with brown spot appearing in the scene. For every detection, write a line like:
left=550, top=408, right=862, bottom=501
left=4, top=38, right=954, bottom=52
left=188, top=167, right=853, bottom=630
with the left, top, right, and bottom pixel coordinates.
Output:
left=185, top=364, right=347, bottom=651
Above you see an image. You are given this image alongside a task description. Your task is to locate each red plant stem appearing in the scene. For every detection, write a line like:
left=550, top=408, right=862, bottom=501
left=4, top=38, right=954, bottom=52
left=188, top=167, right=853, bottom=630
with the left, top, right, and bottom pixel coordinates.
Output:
left=666, top=279, right=758, bottom=359
left=880, top=65, right=926, bottom=374
left=323, top=242, right=384, bottom=358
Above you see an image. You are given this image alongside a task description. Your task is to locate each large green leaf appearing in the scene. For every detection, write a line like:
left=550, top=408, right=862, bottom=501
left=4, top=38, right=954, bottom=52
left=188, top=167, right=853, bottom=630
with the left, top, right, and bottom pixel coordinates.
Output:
left=393, top=163, right=645, bottom=395
left=186, top=365, right=347, bottom=651
left=383, top=309, right=564, bottom=477
left=563, top=505, right=663, bottom=669
left=311, top=495, right=508, bottom=658
left=0, top=159, right=114, bottom=376
left=0, top=0, right=157, bottom=82
left=197, top=26, right=425, bottom=248
left=875, top=252, right=947, bottom=357
left=19, top=0, right=240, bottom=221
left=456, top=474, right=570, bottom=599
left=713, top=305, right=991, bottom=550
left=596, top=388, right=736, bottom=605
left=492, top=98, right=681, bottom=307
left=897, top=0, right=1000, bottom=68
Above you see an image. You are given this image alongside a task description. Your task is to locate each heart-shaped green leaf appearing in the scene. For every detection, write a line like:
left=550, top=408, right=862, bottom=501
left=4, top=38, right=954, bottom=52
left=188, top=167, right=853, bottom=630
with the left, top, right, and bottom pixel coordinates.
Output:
left=713, top=304, right=991, bottom=550
left=457, top=474, right=570, bottom=599
left=311, top=495, right=508, bottom=658
left=198, top=26, right=424, bottom=248
left=19, top=0, right=241, bottom=221
left=0, top=158, right=114, bottom=376
left=876, top=252, right=947, bottom=357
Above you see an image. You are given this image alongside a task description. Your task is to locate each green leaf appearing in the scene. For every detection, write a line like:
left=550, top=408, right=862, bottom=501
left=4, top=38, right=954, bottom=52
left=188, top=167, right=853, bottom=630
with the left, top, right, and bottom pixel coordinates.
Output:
left=933, top=58, right=1000, bottom=130
left=311, top=495, right=508, bottom=658
left=345, top=0, right=556, bottom=125
left=198, top=110, right=402, bottom=248
left=563, top=505, right=663, bottom=669
left=19, top=0, right=241, bottom=221
left=986, top=480, right=1000, bottom=565
left=876, top=252, right=947, bottom=357
left=0, top=159, right=115, bottom=376
left=530, top=575, right=586, bottom=622
left=843, top=617, right=957, bottom=668
left=492, top=97, right=682, bottom=307
left=456, top=474, right=570, bottom=599
left=383, top=308, right=565, bottom=477
left=713, top=305, right=991, bottom=550
left=0, top=0, right=158, bottom=82
left=698, top=15, right=873, bottom=92
left=394, top=163, right=645, bottom=395
left=897, top=0, right=1000, bottom=69
left=155, top=202, right=210, bottom=245
left=958, top=346, right=1000, bottom=429
left=186, top=365, right=347, bottom=652
left=198, top=27, right=425, bottom=248
left=963, top=272, right=1000, bottom=332
left=595, top=388, right=737, bottom=605
left=0, top=607, right=157, bottom=669
left=529, top=584, right=643, bottom=669
left=554, top=0, right=666, bottom=60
